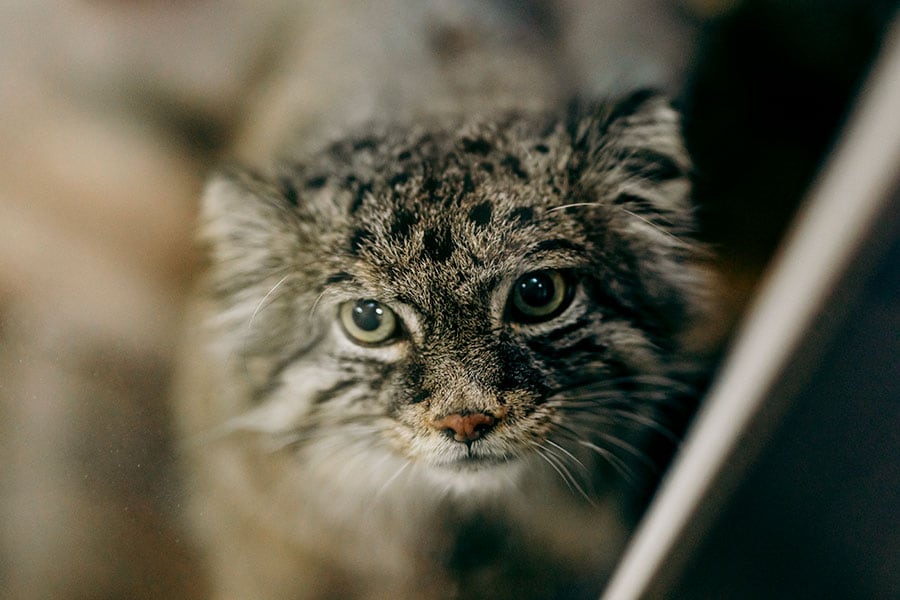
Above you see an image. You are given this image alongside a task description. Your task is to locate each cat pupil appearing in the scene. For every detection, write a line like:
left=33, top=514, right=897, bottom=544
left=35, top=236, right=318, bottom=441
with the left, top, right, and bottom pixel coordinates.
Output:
left=352, top=300, right=384, bottom=331
left=518, top=273, right=554, bottom=307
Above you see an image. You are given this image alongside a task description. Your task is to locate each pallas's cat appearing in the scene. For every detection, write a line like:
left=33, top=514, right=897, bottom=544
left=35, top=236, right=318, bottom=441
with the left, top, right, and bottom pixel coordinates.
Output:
left=175, top=92, right=712, bottom=599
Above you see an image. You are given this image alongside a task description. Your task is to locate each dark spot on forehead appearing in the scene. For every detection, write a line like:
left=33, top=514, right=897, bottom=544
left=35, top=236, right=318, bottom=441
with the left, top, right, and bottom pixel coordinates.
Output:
left=306, top=175, right=327, bottom=189
left=422, top=171, right=441, bottom=198
left=511, top=206, right=534, bottom=223
left=397, top=150, right=412, bottom=160
left=468, top=201, right=492, bottom=227
left=349, top=181, right=373, bottom=214
left=391, top=209, right=419, bottom=240
left=349, top=229, right=373, bottom=254
left=501, top=154, right=528, bottom=180
left=389, top=171, right=411, bottom=187
left=423, top=227, right=455, bottom=262
left=461, top=137, right=492, bottom=156
left=540, top=114, right=562, bottom=137
left=460, top=172, right=475, bottom=198
left=479, top=161, right=495, bottom=173
left=279, top=176, right=299, bottom=206
left=352, top=137, right=378, bottom=151
left=533, top=143, right=550, bottom=154
left=328, top=140, right=349, bottom=158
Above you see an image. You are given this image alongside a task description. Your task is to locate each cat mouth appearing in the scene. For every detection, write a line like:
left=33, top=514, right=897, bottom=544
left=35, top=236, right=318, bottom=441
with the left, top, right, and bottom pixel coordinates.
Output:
left=429, top=439, right=519, bottom=470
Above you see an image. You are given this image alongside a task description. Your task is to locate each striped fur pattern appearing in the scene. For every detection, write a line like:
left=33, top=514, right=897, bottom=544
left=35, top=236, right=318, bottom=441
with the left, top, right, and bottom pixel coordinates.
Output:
left=177, top=91, right=711, bottom=599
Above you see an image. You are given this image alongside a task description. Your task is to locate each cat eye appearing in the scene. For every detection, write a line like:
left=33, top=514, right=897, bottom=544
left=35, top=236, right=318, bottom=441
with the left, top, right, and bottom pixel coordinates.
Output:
left=509, top=270, right=573, bottom=323
left=339, top=299, right=400, bottom=345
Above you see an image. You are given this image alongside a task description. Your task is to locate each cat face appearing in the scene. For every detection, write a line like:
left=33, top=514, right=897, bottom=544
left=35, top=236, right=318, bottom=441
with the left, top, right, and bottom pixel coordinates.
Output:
left=201, top=91, right=708, bottom=500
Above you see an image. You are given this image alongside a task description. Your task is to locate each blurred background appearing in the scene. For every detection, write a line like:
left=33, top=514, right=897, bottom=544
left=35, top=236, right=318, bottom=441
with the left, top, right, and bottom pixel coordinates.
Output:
left=0, top=1, right=896, bottom=598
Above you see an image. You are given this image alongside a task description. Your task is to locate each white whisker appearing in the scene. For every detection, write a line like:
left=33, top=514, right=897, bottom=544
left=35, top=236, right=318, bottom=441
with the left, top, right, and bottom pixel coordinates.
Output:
left=545, top=439, right=588, bottom=473
left=248, top=273, right=292, bottom=329
left=309, top=289, right=328, bottom=322
left=532, top=441, right=595, bottom=505
left=577, top=440, right=637, bottom=486
left=548, top=202, right=599, bottom=212
left=617, top=206, right=688, bottom=246
left=376, top=461, right=411, bottom=498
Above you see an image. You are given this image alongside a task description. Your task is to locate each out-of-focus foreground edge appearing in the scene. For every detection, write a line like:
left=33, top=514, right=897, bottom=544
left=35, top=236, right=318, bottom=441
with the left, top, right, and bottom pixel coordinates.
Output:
left=601, top=14, right=900, bottom=600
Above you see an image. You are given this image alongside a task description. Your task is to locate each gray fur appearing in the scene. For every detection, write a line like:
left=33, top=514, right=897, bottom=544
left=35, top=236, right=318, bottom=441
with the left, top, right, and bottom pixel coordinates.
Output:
left=176, top=92, right=713, bottom=599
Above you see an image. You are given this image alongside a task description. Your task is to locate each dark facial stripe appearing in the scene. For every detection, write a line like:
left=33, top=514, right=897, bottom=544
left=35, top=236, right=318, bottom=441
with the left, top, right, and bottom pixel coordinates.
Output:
left=622, top=149, right=684, bottom=182
left=461, top=137, right=492, bottom=155
left=325, top=272, right=353, bottom=285
left=528, top=336, right=608, bottom=358
left=537, top=317, right=590, bottom=343
left=310, top=379, right=361, bottom=405
left=605, top=88, right=659, bottom=125
left=305, top=175, right=327, bottom=189
left=254, top=337, right=326, bottom=402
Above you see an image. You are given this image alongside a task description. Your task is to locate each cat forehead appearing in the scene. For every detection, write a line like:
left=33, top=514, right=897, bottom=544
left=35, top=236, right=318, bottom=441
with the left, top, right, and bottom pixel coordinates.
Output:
left=293, top=115, right=593, bottom=292
left=334, top=172, right=593, bottom=307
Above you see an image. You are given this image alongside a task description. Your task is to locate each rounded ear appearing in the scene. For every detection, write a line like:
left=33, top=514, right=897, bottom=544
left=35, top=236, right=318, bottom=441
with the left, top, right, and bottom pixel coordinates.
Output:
left=199, top=167, right=305, bottom=273
left=566, top=90, right=695, bottom=234
left=568, top=90, right=687, bottom=158
left=567, top=92, right=714, bottom=339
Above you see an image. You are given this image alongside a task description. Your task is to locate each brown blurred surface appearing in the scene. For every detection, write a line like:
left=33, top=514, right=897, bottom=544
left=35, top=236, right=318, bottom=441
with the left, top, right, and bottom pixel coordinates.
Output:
left=0, top=2, right=298, bottom=597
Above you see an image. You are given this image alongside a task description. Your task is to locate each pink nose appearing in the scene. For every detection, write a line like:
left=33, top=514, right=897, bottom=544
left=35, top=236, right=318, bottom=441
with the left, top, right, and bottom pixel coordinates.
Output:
left=432, top=412, right=497, bottom=443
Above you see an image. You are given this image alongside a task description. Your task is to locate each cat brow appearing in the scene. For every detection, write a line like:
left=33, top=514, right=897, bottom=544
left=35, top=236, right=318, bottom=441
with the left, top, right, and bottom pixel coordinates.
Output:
left=525, top=239, right=585, bottom=258
left=324, top=271, right=354, bottom=286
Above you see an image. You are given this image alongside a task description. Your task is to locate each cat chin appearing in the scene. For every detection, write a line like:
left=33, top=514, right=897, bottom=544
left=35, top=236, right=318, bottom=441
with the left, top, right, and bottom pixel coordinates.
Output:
left=420, top=457, right=527, bottom=497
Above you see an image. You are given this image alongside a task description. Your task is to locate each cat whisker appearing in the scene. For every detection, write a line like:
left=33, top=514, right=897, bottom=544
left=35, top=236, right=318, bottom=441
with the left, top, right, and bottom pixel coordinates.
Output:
left=551, top=373, right=695, bottom=396
left=548, top=404, right=681, bottom=446
left=544, top=439, right=589, bottom=474
left=561, top=407, right=680, bottom=443
left=375, top=460, right=411, bottom=499
left=262, top=432, right=309, bottom=454
left=551, top=421, right=656, bottom=482
left=551, top=391, right=687, bottom=408
left=577, top=439, right=639, bottom=486
left=547, top=201, right=599, bottom=213
left=308, top=289, right=329, bottom=322
left=590, top=408, right=680, bottom=443
left=530, top=441, right=596, bottom=506
left=248, top=273, right=293, bottom=330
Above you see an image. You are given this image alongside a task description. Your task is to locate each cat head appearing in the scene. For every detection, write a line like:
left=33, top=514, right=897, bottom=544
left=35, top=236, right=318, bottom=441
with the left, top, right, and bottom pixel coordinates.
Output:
left=199, top=91, right=712, bottom=501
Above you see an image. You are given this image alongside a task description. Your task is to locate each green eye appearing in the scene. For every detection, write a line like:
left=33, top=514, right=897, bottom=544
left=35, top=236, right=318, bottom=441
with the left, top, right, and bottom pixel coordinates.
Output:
left=509, top=270, right=572, bottom=323
left=339, top=300, right=399, bottom=345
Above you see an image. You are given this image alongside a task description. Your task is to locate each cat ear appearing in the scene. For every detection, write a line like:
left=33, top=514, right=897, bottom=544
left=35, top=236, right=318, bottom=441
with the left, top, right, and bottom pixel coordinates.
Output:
left=200, top=167, right=304, bottom=270
left=568, top=90, right=694, bottom=232
left=569, top=92, right=713, bottom=338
